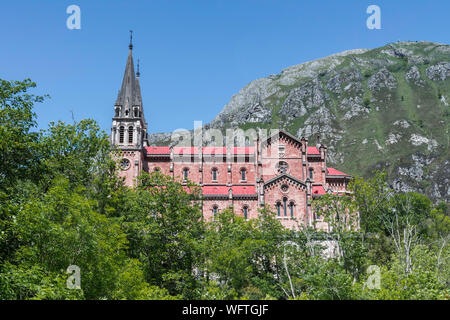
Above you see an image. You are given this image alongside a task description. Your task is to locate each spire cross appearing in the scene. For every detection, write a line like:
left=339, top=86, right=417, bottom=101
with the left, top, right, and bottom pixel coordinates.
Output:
left=129, top=30, right=133, bottom=50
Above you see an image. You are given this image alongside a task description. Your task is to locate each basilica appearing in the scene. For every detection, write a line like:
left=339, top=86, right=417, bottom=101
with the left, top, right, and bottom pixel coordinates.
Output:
left=111, top=41, right=352, bottom=229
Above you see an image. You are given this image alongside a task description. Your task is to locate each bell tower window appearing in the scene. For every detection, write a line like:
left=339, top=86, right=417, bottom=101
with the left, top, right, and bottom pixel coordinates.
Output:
left=128, top=126, right=133, bottom=143
left=119, top=126, right=124, bottom=143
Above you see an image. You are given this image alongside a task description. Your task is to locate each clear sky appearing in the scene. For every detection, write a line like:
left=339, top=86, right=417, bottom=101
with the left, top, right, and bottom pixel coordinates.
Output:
left=1, top=0, right=449, bottom=134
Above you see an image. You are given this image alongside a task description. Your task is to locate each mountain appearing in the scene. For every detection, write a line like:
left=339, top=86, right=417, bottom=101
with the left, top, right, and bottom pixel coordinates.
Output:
left=149, top=41, right=450, bottom=202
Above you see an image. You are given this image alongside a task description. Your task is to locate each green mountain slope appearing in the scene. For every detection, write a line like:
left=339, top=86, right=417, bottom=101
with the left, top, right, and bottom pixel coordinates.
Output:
left=149, top=41, right=450, bottom=202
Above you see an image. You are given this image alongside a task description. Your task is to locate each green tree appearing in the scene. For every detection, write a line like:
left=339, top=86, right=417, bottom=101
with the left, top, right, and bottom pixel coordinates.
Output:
left=116, top=171, right=204, bottom=298
left=384, top=192, right=432, bottom=275
left=349, top=171, right=392, bottom=233
left=8, top=178, right=133, bottom=299
left=0, top=79, right=47, bottom=190
left=313, top=193, right=367, bottom=280
left=201, top=208, right=254, bottom=296
left=0, top=79, right=47, bottom=264
left=38, top=119, right=121, bottom=215
left=357, top=245, right=449, bottom=300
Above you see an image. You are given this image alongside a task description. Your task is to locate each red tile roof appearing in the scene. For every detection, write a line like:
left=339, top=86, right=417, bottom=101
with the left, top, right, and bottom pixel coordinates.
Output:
left=145, top=146, right=170, bottom=155
left=202, top=185, right=229, bottom=195
left=232, top=185, right=256, bottom=195
left=173, top=146, right=200, bottom=155
left=327, top=167, right=348, bottom=176
left=307, top=146, right=320, bottom=155
left=312, top=185, right=326, bottom=195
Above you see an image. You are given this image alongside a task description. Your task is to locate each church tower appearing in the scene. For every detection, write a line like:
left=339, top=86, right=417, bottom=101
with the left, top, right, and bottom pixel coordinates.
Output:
left=111, top=32, right=148, bottom=185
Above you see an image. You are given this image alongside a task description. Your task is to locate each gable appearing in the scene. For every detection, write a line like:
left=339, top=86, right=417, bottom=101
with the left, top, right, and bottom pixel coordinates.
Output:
left=262, top=130, right=303, bottom=148
left=264, top=173, right=306, bottom=190
left=261, top=130, right=304, bottom=158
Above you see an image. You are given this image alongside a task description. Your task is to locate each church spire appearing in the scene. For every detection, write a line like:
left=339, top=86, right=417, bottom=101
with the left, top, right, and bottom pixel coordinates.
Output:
left=115, top=46, right=136, bottom=108
left=112, top=32, right=148, bottom=148
left=114, top=31, right=142, bottom=111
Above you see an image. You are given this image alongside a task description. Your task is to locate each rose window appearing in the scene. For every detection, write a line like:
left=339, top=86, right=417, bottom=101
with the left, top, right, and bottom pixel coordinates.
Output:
left=120, top=158, right=130, bottom=170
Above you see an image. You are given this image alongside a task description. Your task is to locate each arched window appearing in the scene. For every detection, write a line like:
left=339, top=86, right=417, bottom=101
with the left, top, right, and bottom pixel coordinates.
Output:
left=125, top=109, right=129, bottom=116
left=309, top=168, right=314, bottom=179
left=243, top=206, right=248, bottom=219
left=241, top=168, right=246, bottom=181
left=283, top=197, right=287, bottom=216
left=115, top=108, right=119, bottom=117
left=212, top=168, right=218, bottom=181
left=183, top=168, right=189, bottom=180
left=119, top=126, right=125, bottom=143
left=134, top=108, right=138, bottom=117
left=276, top=202, right=281, bottom=216
left=128, top=126, right=134, bottom=143
left=289, top=202, right=294, bottom=217
left=212, top=205, right=218, bottom=217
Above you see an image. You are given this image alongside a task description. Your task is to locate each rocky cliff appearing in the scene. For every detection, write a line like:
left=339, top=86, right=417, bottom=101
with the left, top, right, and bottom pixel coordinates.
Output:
left=150, top=41, right=450, bottom=202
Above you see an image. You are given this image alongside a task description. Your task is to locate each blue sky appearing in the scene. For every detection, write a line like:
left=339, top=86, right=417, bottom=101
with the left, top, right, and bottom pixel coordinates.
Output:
left=1, top=0, right=449, bottom=134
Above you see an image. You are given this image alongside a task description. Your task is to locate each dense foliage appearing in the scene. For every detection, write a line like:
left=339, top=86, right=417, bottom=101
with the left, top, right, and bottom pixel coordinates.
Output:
left=0, top=79, right=448, bottom=300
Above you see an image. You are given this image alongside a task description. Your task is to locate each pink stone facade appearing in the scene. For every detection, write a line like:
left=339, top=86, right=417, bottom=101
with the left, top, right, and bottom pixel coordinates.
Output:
left=116, top=131, right=352, bottom=230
